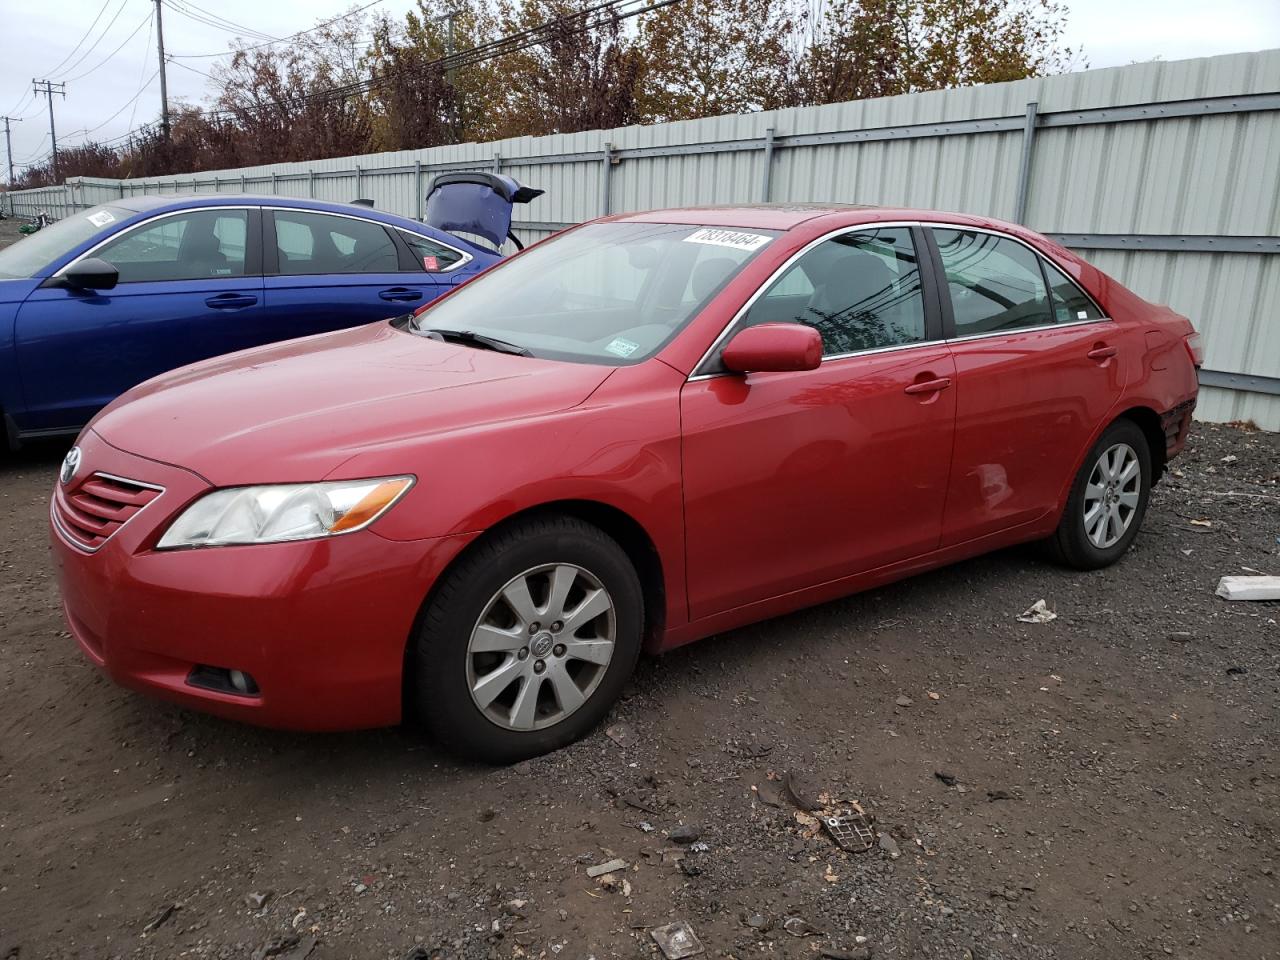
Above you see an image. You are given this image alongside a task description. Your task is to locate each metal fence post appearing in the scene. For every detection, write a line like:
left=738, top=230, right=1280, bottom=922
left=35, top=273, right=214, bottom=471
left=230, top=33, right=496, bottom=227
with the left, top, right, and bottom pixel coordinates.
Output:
left=270, top=172, right=278, bottom=195
left=415, top=159, right=423, bottom=219
left=308, top=169, right=315, bottom=198
left=240, top=173, right=246, bottom=194
left=1014, top=101, right=1039, bottom=225
left=601, top=142, right=615, bottom=216
left=761, top=127, right=776, bottom=202
left=355, top=164, right=362, bottom=199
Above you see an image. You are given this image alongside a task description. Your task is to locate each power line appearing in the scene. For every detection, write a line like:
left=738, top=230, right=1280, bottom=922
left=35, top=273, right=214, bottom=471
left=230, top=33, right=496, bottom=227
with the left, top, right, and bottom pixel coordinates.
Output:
left=43, top=0, right=118, bottom=77
left=170, top=0, right=389, bottom=58
left=205, top=0, right=682, bottom=120
left=49, top=0, right=132, bottom=80
left=64, top=10, right=156, bottom=84
left=163, top=0, right=279, bottom=43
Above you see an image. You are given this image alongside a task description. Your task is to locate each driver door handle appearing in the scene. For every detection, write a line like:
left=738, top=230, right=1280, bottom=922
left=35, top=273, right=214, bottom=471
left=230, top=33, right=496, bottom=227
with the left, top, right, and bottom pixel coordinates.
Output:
left=904, top=377, right=952, bottom=395
left=1087, top=345, right=1118, bottom=361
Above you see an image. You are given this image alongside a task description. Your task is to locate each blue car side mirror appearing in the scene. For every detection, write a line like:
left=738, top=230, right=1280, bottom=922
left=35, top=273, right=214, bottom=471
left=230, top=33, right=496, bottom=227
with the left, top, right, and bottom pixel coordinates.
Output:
left=63, top=258, right=120, bottom=291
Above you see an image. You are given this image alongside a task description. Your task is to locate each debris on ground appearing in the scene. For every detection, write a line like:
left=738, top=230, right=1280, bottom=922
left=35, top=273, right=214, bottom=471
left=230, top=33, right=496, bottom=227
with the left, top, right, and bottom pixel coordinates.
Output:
left=877, top=832, right=901, bottom=859
left=783, top=916, right=820, bottom=937
left=585, top=857, right=629, bottom=878
left=245, top=891, right=274, bottom=910
left=668, top=824, right=701, bottom=844
left=1215, top=575, right=1280, bottom=600
left=935, top=771, right=958, bottom=786
left=821, top=948, right=872, bottom=960
left=605, top=722, right=638, bottom=748
left=1016, top=599, right=1057, bottom=623
left=895, top=695, right=913, bottom=707
left=822, top=810, right=875, bottom=852
left=650, top=920, right=705, bottom=959
left=783, top=770, right=824, bottom=811
left=142, top=903, right=177, bottom=933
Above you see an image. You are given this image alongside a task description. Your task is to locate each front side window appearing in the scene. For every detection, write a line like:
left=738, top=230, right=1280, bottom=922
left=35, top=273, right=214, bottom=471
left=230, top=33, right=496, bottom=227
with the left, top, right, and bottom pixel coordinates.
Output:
left=397, top=230, right=464, bottom=272
left=0, top=204, right=134, bottom=279
left=411, top=222, right=777, bottom=364
left=274, top=212, right=399, bottom=275
left=933, top=229, right=1051, bottom=336
left=743, top=227, right=928, bottom=357
left=97, top=210, right=249, bottom=283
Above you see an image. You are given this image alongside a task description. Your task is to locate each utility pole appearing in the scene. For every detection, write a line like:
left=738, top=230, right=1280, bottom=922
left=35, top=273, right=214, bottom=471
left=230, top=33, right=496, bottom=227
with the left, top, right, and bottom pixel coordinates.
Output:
left=154, top=0, right=171, bottom=139
left=2, top=115, right=20, bottom=186
left=32, top=80, right=65, bottom=181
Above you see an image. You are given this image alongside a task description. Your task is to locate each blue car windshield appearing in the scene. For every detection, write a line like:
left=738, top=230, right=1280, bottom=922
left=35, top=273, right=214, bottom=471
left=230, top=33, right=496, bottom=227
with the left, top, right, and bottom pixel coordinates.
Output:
left=411, top=221, right=779, bottom=364
left=0, top=204, right=132, bottom=279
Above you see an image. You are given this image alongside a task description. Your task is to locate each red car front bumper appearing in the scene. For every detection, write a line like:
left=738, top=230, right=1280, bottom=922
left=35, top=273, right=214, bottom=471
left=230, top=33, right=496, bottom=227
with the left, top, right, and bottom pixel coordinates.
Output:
left=50, top=430, right=475, bottom=731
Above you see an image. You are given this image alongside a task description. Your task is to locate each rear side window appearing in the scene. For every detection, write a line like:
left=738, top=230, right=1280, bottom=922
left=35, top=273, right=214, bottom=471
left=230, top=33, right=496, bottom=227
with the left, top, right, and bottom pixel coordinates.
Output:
left=397, top=230, right=464, bottom=272
left=1042, top=258, right=1104, bottom=323
left=98, top=210, right=248, bottom=283
left=933, top=229, right=1051, bottom=336
left=745, top=227, right=928, bottom=356
left=274, top=212, right=399, bottom=275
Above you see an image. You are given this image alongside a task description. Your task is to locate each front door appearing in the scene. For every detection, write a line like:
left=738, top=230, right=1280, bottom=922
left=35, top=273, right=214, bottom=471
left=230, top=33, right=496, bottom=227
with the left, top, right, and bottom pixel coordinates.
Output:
left=14, top=207, right=263, bottom=431
left=926, top=227, right=1126, bottom=545
left=680, top=226, right=957, bottom=620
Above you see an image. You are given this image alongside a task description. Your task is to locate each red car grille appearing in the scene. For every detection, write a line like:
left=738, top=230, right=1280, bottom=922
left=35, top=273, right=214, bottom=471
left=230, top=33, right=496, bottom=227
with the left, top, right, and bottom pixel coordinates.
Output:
left=54, top=473, right=163, bottom=551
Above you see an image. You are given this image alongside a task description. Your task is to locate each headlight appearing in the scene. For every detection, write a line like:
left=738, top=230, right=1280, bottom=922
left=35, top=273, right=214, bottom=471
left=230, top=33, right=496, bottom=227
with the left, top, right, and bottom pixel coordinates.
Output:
left=156, top=476, right=414, bottom=549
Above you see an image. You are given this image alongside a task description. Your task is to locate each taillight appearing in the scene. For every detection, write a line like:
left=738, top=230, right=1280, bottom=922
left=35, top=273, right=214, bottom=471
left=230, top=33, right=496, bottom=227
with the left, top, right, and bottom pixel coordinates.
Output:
left=1184, top=332, right=1204, bottom=367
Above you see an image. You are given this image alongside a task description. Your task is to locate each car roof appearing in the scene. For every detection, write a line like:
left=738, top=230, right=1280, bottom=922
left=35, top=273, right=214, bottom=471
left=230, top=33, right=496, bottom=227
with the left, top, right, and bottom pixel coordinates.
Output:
left=607, top=203, right=1022, bottom=235
left=107, top=193, right=419, bottom=224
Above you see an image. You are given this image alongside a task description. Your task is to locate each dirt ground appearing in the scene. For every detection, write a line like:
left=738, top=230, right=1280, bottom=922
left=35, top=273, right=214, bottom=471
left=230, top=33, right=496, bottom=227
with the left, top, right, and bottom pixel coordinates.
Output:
left=1, top=218, right=1279, bottom=959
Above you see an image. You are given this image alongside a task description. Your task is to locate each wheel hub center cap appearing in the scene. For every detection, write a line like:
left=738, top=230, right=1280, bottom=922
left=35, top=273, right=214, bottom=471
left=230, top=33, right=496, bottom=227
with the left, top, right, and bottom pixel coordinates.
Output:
left=530, top=632, right=554, bottom=658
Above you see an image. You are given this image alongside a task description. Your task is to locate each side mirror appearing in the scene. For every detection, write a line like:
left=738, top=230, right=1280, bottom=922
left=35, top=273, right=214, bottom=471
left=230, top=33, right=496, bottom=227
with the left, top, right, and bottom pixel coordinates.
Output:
left=63, top=258, right=119, bottom=291
left=721, top=323, right=822, bottom=374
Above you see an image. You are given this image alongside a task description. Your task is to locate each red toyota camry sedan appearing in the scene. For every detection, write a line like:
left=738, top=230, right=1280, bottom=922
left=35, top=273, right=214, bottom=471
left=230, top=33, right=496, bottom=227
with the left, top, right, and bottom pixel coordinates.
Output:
left=50, top=205, right=1200, bottom=761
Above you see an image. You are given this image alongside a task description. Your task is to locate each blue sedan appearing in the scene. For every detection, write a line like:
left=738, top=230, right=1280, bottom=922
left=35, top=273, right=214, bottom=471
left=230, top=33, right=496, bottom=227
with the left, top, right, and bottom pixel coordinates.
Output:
left=0, top=194, right=502, bottom=446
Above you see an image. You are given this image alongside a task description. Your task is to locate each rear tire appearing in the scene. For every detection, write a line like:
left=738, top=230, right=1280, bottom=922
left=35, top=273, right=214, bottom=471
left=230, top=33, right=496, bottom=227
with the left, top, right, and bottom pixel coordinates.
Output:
left=1049, top=419, right=1152, bottom=570
left=411, top=515, right=642, bottom=763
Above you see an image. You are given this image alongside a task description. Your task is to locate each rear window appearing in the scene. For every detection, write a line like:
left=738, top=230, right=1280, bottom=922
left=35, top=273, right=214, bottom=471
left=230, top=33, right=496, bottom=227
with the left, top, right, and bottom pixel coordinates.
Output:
left=0, top=204, right=132, bottom=279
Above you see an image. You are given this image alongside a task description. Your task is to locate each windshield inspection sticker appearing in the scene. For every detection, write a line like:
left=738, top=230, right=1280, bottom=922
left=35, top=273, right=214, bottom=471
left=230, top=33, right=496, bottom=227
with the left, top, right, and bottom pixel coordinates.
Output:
left=605, top=337, right=640, bottom=358
left=682, top=228, right=771, bottom=252
left=86, top=210, right=116, bottom=228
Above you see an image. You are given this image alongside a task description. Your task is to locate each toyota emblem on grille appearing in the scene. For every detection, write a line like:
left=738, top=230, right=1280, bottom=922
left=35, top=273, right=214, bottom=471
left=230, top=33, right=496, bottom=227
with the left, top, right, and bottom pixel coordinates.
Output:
left=60, top=446, right=82, bottom=486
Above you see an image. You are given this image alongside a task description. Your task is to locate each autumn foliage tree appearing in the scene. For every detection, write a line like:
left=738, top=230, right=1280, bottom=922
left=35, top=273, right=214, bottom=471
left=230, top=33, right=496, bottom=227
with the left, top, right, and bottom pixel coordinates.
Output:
left=11, top=0, right=1079, bottom=188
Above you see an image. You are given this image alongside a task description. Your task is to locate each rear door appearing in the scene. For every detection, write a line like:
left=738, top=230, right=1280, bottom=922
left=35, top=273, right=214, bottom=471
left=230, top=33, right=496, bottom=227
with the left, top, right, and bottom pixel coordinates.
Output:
left=927, top=226, right=1124, bottom=546
left=14, top=206, right=263, bottom=431
left=262, top=210, right=461, bottom=337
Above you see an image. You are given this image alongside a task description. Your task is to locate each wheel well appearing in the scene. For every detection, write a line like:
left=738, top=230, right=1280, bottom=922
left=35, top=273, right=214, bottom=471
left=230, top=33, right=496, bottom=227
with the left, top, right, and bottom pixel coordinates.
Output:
left=1115, top=406, right=1166, bottom=483
left=492, top=500, right=668, bottom=647
left=401, top=499, right=668, bottom=712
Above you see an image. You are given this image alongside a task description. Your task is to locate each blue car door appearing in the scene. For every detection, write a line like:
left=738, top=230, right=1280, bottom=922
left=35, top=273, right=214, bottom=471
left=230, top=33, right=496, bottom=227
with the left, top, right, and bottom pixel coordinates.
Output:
left=13, top=206, right=264, bottom=432
left=262, top=210, right=459, bottom=335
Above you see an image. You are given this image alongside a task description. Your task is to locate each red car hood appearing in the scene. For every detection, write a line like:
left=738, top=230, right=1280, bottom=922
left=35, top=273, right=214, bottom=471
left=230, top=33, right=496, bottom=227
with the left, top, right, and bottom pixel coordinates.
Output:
left=90, top=323, right=614, bottom=486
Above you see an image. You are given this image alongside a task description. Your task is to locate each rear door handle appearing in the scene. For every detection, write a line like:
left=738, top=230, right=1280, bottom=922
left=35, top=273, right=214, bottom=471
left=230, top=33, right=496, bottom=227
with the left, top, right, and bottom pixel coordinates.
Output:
left=205, top=293, right=258, bottom=309
left=1087, top=345, right=1118, bottom=361
left=379, top=287, right=424, bottom=302
left=904, top=377, right=952, bottom=395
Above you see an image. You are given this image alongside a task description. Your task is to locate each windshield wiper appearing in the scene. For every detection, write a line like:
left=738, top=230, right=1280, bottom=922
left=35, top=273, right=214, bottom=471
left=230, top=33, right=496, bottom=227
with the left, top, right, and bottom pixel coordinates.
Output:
left=419, top=327, right=532, bottom=357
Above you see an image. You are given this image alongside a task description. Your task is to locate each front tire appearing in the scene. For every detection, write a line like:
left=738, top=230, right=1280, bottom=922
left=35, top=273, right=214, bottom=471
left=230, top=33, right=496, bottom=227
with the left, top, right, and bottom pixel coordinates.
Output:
left=1049, top=419, right=1152, bottom=570
left=412, top=515, right=643, bottom=763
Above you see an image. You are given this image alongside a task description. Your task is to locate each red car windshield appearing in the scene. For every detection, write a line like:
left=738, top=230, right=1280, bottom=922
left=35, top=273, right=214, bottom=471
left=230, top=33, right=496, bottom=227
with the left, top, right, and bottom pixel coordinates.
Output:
left=411, top=221, right=779, bottom=363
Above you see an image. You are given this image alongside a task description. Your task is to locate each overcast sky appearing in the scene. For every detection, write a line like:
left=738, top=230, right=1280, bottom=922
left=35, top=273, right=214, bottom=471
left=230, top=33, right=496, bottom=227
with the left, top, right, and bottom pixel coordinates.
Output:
left=3, top=0, right=1279, bottom=173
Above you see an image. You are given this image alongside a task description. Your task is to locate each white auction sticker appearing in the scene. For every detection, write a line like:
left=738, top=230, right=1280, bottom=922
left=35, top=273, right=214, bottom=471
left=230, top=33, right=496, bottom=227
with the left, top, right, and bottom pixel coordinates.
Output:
left=605, top=337, right=640, bottom=358
left=682, top=228, right=771, bottom=252
left=87, top=210, right=116, bottom=228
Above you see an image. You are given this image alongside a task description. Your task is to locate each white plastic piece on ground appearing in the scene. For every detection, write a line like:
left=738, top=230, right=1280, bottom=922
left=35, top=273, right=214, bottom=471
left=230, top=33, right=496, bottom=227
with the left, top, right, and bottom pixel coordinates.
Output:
left=1215, top=576, right=1280, bottom=601
left=1017, top=599, right=1058, bottom=623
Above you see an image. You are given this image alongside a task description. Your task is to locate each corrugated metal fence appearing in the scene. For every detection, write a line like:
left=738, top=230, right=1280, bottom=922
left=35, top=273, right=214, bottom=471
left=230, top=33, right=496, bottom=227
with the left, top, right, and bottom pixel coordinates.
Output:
left=5, top=49, right=1279, bottom=427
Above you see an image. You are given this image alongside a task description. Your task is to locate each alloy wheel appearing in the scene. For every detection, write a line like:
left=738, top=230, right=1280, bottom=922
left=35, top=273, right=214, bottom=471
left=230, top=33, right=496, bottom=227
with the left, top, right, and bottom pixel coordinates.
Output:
left=466, top=563, right=616, bottom=731
left=1082, top=442, right=1141, bottom=549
